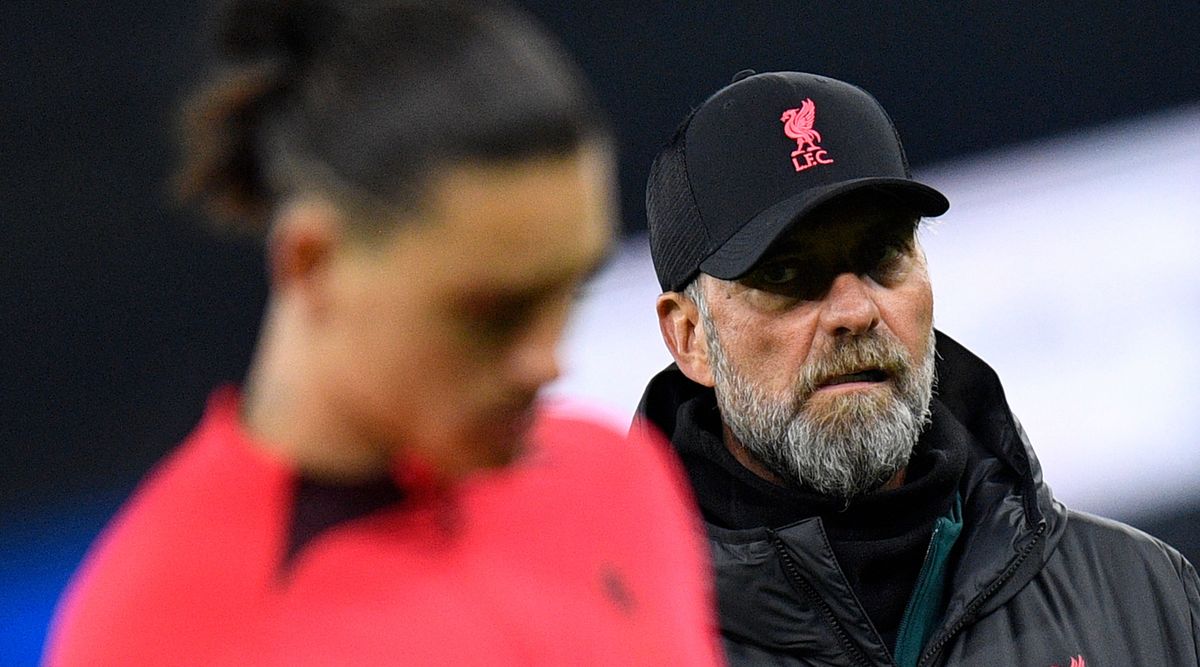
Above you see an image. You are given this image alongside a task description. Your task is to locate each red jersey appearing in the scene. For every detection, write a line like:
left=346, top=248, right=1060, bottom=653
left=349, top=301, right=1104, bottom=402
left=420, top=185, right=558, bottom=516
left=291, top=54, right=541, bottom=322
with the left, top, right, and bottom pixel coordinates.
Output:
left=45, top=391, right=722, bottom=665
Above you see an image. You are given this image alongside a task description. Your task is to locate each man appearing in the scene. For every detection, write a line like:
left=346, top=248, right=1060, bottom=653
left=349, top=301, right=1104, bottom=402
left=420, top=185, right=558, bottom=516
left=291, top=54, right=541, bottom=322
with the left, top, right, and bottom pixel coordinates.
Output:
left=637, top=70, right=1200, bottom=665
left=44, top=2, right=720, bottom=664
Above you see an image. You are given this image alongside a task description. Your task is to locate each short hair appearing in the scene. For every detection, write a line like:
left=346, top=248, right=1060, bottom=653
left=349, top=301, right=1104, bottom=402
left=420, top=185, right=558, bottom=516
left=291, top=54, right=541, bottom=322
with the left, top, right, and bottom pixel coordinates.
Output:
left=177, top=0, right=609, bottom=234
left=682, top=274, right=707, bottom=308
left=682, top=274, right=712, bottom=342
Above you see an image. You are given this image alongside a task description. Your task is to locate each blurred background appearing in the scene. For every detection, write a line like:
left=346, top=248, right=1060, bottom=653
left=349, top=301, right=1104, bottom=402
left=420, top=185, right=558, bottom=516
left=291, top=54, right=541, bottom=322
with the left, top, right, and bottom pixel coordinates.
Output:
left=3, top=2, right=1199, bottom=663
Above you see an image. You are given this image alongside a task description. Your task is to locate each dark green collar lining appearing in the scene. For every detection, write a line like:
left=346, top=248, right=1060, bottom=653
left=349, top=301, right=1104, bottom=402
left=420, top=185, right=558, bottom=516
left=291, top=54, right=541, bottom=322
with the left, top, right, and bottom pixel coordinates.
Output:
left=893, top=492, right=964, bottom=666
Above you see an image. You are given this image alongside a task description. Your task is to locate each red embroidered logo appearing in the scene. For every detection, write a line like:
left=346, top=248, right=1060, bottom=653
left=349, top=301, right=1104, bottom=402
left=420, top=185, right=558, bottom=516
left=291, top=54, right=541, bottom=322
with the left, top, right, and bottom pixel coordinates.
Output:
left=1051, top=655, right=1086, bottom=667
left=780, top=99, right=833, bottom=172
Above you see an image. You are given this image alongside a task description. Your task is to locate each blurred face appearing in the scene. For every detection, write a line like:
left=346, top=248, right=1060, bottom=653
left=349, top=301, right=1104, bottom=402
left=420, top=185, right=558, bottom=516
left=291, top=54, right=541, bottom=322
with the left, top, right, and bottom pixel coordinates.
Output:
left=692, top=193, right=936, bottom=499
left=322, top=148, right=614, bottom=481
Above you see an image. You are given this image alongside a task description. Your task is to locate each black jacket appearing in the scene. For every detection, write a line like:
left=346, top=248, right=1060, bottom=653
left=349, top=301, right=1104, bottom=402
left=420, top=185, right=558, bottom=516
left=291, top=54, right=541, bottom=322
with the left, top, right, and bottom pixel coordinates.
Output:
left=637, top=331, right=1200, bottom=665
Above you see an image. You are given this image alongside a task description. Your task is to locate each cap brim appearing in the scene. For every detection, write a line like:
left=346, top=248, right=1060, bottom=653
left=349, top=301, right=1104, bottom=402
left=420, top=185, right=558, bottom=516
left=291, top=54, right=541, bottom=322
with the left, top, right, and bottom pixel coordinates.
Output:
left=698, top=177, right=949, bottom=282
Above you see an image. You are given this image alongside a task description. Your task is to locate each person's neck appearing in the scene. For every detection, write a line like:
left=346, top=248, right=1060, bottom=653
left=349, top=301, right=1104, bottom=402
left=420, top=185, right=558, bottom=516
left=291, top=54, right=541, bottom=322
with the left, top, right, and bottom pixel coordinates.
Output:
left=720, top=421, right=906, bottom=492
left=241, top=298, right=392, bottom=482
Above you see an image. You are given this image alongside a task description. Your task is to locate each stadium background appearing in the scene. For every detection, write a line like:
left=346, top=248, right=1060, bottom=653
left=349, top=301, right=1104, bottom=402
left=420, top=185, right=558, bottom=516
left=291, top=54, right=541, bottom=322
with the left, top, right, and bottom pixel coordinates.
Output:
left=3, top=2, right=1199, bottom=663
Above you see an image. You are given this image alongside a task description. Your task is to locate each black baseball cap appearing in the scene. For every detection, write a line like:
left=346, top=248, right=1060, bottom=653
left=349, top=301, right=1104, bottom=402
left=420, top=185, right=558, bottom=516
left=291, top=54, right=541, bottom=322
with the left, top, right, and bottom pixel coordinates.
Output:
left=646, top=70, right=949, bottom=292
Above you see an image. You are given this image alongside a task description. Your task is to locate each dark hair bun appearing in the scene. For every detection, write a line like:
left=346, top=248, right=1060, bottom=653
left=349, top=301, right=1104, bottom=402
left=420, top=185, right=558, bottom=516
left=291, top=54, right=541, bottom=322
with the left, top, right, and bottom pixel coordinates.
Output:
left=177, top=0, right=339, bottom=231
left=177, top=0, right=607, bottom=235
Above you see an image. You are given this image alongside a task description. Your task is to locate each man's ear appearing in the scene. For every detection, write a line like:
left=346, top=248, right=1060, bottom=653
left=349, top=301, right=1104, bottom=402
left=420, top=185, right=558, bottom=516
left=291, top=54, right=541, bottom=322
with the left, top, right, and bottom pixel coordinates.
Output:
left=265, top=198, right=345, bottom=315
left=656, top=290, right=715, bottom=388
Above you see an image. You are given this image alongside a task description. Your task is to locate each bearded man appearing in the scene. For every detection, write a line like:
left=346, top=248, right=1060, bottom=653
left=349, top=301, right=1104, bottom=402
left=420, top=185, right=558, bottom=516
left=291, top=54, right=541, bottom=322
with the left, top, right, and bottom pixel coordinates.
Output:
left=636, top=70, right=1200, bottom=666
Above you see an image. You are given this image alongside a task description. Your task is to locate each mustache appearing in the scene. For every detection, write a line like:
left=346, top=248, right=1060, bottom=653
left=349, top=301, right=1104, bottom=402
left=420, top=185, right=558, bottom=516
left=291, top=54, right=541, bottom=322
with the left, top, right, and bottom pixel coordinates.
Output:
left=796, top=333, right=912, bottom=399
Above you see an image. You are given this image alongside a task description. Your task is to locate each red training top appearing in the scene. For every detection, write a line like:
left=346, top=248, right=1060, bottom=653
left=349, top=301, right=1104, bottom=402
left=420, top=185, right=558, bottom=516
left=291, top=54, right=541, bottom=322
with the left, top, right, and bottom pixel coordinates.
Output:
left=45, top=391, right=722, bottom=666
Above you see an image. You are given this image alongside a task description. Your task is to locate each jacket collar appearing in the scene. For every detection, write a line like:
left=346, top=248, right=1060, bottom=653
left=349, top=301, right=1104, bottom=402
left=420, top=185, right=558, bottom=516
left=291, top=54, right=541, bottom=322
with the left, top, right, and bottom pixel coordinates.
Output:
left=635, top=330, right=1067, bottom=639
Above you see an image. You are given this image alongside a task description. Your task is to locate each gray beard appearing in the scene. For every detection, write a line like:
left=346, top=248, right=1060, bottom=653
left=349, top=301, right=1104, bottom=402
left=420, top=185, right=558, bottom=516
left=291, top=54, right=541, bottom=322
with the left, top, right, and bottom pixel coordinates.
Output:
left=705, top=319, right=936, bottom=501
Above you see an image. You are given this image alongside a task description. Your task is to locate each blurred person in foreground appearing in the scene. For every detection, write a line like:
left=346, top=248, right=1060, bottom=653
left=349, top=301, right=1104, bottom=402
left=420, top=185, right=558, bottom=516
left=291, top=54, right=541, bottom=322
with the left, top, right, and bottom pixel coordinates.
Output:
left=636, top=70, right=1200, bottom=665
left=44, top=2, right=721, bottom=664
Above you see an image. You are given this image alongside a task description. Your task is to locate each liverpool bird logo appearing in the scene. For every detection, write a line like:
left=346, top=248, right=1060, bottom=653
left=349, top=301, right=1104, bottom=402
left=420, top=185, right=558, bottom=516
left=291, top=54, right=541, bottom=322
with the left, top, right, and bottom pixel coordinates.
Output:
left=780, top=99, right=823, bottom=156
left=780, top=99, right=833, bottom=172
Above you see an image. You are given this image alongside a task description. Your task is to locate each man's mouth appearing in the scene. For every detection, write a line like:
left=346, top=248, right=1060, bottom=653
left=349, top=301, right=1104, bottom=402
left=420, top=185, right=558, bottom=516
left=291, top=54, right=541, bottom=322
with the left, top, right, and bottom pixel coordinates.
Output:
left=818, top=368, right=890, bottom=389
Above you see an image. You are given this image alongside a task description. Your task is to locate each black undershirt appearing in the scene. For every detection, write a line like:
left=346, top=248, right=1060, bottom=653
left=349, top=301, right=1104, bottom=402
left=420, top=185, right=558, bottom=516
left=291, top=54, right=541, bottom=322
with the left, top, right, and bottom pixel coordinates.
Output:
left=284, top=475, right=406, bottom=570
left=673, top=393, right=966, bottom=649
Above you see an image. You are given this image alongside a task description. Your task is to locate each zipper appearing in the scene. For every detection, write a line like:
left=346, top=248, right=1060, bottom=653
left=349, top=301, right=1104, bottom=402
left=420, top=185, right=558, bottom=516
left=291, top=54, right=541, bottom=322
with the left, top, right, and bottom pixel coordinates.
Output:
left=892, top=522, right=942, bottom=654
left=894, top=494, right=964, bottom=667
left=915, top=522, right=1046, bottom=667
left=768, top=529, right=875, bottom=667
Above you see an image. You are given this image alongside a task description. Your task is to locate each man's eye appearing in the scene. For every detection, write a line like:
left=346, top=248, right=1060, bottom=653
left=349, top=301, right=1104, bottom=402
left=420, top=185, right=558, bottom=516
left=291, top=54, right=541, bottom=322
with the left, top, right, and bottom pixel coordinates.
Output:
left=758, top=265, right=800, bottom=285
left=868, top=245, right=907, bottom=281
left=457, top=300, right=530, bottom=345
left=477, top=311, right=524, bottom=338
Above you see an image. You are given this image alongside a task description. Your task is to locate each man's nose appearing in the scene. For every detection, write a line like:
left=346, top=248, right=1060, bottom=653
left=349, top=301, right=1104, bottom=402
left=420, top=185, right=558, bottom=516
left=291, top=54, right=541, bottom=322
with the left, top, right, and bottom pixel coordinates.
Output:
left=506, top=312, right=564, bottom=392
left=819, top=273, right=881, bottom=337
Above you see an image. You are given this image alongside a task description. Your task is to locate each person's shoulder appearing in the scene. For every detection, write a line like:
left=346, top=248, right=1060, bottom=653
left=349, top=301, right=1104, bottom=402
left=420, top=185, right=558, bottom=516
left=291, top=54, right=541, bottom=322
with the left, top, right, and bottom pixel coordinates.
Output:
left=524, top=402, right=696, bottom=518
left=1065, top=510, right=1186, bottom=559
left=117, top=391, right=293, bottom=518
left=1048, top=509, right=1200, bottom=650
left=44, top=394, right=293, bottom=666
left=531, top=403, right=670, bottom=473
left=520, top=405, right=720, bottom=663
left=1059, top=509, right=1197, bottom=584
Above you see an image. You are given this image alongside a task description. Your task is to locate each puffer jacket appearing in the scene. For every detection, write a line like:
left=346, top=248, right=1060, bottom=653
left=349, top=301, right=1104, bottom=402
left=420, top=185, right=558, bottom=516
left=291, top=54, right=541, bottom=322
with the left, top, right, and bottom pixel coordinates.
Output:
left=637, top=331, right=1200, bottom=666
